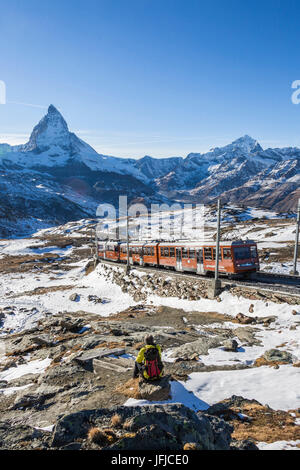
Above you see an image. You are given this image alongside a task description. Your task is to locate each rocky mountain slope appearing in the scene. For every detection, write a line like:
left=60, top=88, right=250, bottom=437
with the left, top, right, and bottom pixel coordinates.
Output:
left=0, top=217, right=299, bottom=450
left=0, top=105, right=299, bottom=237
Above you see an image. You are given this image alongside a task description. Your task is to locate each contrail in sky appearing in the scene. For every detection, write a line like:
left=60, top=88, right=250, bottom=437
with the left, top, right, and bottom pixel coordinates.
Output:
left=7, top=101, right=47, bottom=109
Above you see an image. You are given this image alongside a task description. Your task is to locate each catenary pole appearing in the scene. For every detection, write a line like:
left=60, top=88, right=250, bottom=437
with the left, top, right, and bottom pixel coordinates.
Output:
left=126, top=215, right=130, bottom=274
left=292, top=198, right=300, bottom=275
left=215, top=199, right=221, bottom=282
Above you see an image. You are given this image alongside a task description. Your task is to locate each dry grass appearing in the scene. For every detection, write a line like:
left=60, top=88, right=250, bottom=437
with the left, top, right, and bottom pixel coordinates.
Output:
left=227, top=402, right=300, bottom=443
left=87, top=427, right=117, bottom=446
left=253, top=356, right=290, bottom=367
left=115, top=378, right=141, bottom=399
left=111, top=413, right=123, bottom=428
left=94, top=341, right=126, bottom=350
left=123, top=419, right=133, bottom=431
left=183, top=443, right=199, bottom=450
left=122, top=432, right=136, bottom=439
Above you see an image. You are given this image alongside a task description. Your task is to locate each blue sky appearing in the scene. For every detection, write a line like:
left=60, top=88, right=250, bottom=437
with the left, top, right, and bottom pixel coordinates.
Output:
left=0, top=0, right=300, bottom=158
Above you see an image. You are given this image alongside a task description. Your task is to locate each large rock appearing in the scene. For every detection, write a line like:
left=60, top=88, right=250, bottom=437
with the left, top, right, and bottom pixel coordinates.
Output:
left=51, top=403, right=233, bottom=450
left=138, top=376, right=171, bottom=401
left=59, top=317, right=84, bottom=332
left=234, top=327, right=261, bottom=346
left=31, top=335, right=55, bottom=347
left=223, top=339, right=239, bottom=352
left=0, top=422, right=50, bottom=450
left=263, top=349, right=294, bottom=364
left=69, top=293, right=80, bottom=302
left=170, top=336, right=222, bottom=360
left=230, top=439, right=258, bottom=450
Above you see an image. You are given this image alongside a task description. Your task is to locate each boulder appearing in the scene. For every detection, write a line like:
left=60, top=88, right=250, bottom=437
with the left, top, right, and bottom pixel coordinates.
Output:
left=31, top=335, right=54, bottom=347
left=223, top=339, right=239, bottom=352
left=234, top=327, right=261, bottom=346
left=261, top=349, right=295, bottom=365
left=230, top=439, right=258, bottom=450
left=0, top=422, right=49, bottom=450
left=236, top=313, right=256, bottom=324
left=69, top=293, right=80, bottom=302
left=170, top=336, right=222, bottom=359
left=88, top=295, right=102, bottom=304
left=75, top=347, right=125, bottom=368
left=51, top=403, right=233, bottom=450
left=59, top=317, right=84, bottom=332
left=138, top=376, right=171, bottom=401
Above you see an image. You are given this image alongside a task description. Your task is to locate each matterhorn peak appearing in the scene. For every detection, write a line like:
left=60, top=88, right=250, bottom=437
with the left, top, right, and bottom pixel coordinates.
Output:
left=21, top=104, right=70, bottom=153
left=47, top=104, right=63, bottom=115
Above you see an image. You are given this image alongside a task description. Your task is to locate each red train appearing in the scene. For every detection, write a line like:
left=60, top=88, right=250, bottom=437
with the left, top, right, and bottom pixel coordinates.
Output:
left=97, top=240, right=259, bottom=276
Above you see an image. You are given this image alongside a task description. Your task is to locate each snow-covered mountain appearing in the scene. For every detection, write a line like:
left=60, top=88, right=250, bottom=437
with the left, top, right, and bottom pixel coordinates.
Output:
left=0, top=104, right=299, bottom=236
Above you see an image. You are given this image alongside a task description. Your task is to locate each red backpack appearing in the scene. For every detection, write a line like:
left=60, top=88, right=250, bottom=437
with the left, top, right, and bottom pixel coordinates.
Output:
left=144, top=346, right=163, bottom=379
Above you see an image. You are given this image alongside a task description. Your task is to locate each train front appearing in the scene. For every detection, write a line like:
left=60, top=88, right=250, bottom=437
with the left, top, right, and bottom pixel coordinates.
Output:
left=232, top=240, right=260, bottom=274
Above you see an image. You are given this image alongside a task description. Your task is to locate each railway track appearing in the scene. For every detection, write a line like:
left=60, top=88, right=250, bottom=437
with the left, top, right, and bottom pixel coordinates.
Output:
left=100, top=259, right=300, bottom=299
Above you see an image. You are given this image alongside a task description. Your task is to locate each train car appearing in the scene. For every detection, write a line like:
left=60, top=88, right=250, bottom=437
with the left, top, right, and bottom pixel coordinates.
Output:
left=119, top=242, right=143, bottom=265
left=98, top=241, right=120, bottom=261
left=97, top=241, right=106, bottom=260
left=157, top=240, right=259, bottom=275
left=142, top=242, right=159, bottom=266
left=119, top=242, right=159, bottom=266
left=97, top=239, right=259, bottom=277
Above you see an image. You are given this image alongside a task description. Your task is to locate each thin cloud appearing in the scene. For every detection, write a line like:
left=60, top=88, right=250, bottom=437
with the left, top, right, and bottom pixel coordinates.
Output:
left=7, top=101, right=47, bottom=109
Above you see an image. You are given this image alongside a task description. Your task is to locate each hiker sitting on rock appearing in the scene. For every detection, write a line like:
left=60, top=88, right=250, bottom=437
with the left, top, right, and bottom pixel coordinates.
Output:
left=133, top=335, right=164, bottom=381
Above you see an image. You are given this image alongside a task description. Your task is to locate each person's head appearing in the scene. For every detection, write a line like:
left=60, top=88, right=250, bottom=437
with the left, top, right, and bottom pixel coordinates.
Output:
left=145, top=334, right=155, bottom=345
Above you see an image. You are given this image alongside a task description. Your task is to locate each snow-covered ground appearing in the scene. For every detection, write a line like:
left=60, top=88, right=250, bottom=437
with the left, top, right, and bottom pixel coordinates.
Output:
left=0, top=216, right=299, bottom=449
left=125, top=365, right=300, bottom=412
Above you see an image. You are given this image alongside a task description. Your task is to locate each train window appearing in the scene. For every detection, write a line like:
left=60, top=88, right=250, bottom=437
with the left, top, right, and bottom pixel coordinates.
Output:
left=164, top=247, right=169, bottom=257
left=234, top=247, right=251, bottom=260
left=222, top=248, right=232, bottom=259
left=189, top=249, right=195, bottom=259
left=204, top=248, right=213, bottom=260
left=160, top=247, right=164, bottom=256
left=182, top=248, right=188, bottom=258
left=212, top=248, right=222, bottom=260
left=250, top=246, right=257, bottom=258
left=170, top=247, right=175, bottom=257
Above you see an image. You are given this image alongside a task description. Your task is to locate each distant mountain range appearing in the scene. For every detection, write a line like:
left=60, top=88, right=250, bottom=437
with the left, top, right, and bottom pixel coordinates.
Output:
left=0, top=105, right=299, bottom=237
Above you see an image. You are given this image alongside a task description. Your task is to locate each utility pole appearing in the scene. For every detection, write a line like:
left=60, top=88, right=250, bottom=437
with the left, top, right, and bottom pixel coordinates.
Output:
left=209, top=199, right=222, bottom=298
left=94, top=223, right=99, bottom=266
left=292, top=198, right=300, bottom=276
left=126, top=215, right=130, bottom=274
left=215, top=198, right=221, bottom=283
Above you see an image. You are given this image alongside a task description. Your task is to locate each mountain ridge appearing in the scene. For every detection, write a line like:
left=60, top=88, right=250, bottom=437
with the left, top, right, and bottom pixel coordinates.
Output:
left=0, top=105, right=299, bottom=237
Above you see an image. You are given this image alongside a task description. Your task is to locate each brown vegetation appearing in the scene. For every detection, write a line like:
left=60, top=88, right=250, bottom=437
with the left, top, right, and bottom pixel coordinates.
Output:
left=115, top=378, right=141, bottom=399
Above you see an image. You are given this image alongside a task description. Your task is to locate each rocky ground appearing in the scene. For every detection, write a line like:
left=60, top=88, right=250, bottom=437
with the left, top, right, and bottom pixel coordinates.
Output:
left=0, top=217, right=299, bottom=450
